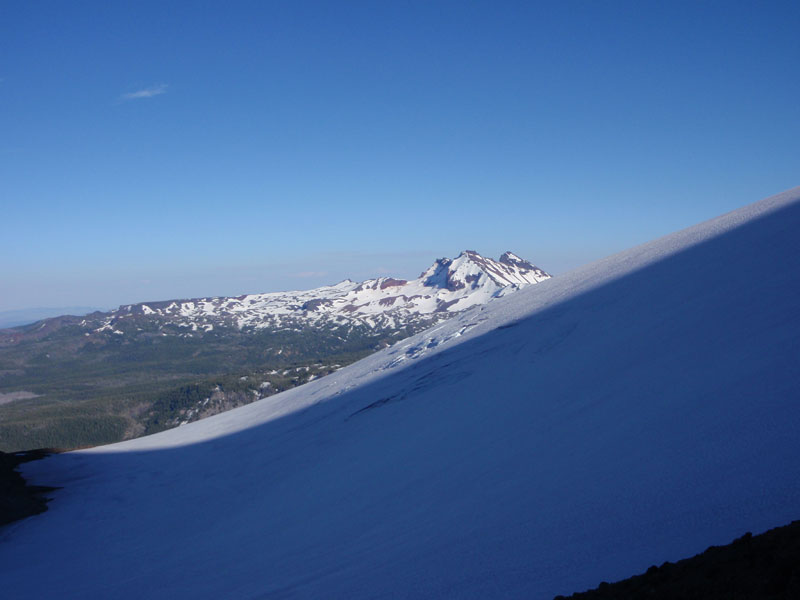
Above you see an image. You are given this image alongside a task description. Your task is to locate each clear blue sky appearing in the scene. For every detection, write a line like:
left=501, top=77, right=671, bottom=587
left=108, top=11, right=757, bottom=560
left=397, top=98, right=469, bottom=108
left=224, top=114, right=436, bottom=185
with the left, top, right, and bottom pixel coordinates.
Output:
left=2, top=1, right=798, bottom=311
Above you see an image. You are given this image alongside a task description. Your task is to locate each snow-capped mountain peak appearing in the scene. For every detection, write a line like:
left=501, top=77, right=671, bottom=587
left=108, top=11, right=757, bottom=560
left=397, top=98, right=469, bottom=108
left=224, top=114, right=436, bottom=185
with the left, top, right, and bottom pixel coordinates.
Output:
left=419, top=249, right=548, bottom=291
left=73, top=251, right=549, bottom=339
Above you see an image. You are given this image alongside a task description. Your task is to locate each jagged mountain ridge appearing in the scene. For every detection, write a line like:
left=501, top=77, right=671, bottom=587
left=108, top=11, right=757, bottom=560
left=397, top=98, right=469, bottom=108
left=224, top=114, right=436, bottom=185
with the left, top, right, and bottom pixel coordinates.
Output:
left=85, top=250, right=549, bottom=336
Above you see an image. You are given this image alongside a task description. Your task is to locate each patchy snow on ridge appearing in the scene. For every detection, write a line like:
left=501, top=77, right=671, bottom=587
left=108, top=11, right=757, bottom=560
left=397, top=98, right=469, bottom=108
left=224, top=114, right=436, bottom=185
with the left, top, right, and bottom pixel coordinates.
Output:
left=84, top=250, right=549, bottom=336
left=3, top=187, right=800, bottom=599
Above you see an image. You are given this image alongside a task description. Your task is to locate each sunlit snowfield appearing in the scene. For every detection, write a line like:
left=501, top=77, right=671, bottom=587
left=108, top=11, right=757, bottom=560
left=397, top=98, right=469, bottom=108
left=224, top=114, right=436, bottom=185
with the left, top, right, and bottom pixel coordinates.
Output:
left=2, top=187, right=799, bottom=599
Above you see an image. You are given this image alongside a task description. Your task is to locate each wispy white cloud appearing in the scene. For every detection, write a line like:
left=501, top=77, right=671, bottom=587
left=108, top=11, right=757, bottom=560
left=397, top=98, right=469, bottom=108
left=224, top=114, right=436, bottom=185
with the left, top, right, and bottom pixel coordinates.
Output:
left=120, top=84, right=168, bottom=100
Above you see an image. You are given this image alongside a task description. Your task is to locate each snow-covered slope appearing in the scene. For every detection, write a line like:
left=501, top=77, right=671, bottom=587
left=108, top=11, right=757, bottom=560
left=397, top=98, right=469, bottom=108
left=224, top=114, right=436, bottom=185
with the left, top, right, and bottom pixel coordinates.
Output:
left=3, top=187, right=800, bottom=599
left=85, top=250, right=549, bottom=335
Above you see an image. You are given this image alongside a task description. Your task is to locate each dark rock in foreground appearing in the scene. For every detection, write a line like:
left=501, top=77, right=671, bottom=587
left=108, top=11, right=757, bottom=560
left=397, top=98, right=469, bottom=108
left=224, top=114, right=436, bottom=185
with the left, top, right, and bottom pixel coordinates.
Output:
left=0, top=450, right=57, bottom=527
left=556, top=520, right=800, bottom=600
